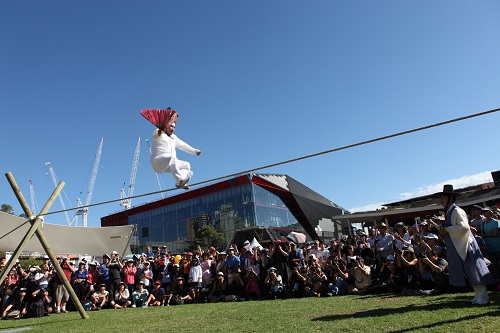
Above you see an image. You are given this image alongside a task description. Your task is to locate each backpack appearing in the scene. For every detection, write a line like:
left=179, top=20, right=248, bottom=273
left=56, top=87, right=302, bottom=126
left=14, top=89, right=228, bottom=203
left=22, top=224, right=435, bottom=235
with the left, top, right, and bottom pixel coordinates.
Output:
left=29, top=299, right=45, bottom=318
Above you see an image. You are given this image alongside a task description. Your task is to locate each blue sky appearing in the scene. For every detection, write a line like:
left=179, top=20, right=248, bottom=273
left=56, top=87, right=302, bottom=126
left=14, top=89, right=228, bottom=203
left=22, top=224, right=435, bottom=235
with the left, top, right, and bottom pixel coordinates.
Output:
left=1, top=1, right=500, bottom=227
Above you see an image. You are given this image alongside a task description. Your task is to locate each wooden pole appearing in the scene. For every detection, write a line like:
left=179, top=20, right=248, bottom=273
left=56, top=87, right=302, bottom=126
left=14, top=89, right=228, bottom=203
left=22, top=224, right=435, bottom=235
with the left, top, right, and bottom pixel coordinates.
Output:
left=4, top=172, right=89, bottom=319
left=0, top=181, right=64, bottom=286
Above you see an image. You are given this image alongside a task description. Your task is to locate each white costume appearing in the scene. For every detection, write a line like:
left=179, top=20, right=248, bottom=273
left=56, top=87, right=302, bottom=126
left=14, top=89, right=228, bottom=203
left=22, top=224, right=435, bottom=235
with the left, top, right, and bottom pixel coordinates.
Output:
left=150, top=130, right=201, bottom=186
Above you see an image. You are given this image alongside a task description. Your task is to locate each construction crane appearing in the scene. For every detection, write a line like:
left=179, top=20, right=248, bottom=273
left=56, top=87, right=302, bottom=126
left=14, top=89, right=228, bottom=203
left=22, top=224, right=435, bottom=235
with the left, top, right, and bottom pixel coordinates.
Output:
left=45, top=162, right=76, bottom=225
left=76, top=137, right=103, bottom=227
left=28, top=180, right=39, bottom=215
left=145, top=138, right=165, bottom=199
left=120, top=137, right=140, bottom=209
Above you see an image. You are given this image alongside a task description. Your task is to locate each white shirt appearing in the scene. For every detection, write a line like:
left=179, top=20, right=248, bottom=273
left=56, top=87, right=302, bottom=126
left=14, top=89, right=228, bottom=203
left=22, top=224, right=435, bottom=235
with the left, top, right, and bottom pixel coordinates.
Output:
left=189, top=264, right=203, bottom=283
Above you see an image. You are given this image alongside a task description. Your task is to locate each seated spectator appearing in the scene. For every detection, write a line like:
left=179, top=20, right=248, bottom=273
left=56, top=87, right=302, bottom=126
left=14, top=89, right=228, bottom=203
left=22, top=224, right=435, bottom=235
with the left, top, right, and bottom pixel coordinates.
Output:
left=326, top=257, right=349, bottom=296
left=28, top=287, right=49, bottom=318
left=172, top=277, right=192, bottom=305
left=1, top=287, right=13, bottom=315
left=226, top=266, right=244, bottom=300
left=163, top=283, right=173, bottom=306
left=264, top=267, right=284, bottom=299
left=350, top=257, right=372, bottom=294
left=420, top=234, right=443, bottom=255
left=132, top=281, right=149, bottom=308
left=244, top=268, right=260, bottom=300
left=146, top=280, right=164, bottom=306
left=208, top=272, right=227, bottom=303
left=309, top=264, right=328, bottom=297
left=378, top=255, right=405, bottom=293
left=110, top=282, right=131, bottom=309
left=287, top=264, right=307, bottom=298
left=418, top=250, right=449, bottom=295
left=1, top=287, right=29, bottom=319
left=91, top=284, right=109, bottom=310
left=396, top=246, right=420, bottom=291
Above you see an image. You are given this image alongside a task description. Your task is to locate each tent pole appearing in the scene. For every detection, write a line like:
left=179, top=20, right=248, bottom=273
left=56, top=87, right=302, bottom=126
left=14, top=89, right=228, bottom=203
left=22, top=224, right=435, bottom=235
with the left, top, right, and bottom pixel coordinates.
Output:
left=4, top=172, right=89, bottom=319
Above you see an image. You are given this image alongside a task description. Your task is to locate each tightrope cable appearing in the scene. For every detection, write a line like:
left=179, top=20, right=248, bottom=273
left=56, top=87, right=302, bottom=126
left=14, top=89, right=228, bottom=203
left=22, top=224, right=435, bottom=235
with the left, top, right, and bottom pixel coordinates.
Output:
left=43, top=106, right=500, bottom=217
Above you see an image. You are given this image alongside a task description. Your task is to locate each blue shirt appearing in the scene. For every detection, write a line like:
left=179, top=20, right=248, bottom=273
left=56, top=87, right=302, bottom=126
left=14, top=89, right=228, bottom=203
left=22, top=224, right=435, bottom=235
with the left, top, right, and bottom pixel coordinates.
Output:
left=225, top=255, right=240, bottom=271
left=99, top=263, right=109, bottom=282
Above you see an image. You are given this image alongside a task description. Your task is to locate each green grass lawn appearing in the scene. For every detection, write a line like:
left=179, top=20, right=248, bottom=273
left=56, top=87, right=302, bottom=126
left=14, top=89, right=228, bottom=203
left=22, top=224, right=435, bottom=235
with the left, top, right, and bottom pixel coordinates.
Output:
left=1, top=291, right=499, bottom=333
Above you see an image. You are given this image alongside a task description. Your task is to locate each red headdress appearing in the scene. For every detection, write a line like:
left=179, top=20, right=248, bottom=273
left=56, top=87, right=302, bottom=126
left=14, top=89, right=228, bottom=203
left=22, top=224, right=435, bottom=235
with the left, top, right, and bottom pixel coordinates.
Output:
left=140, top=107, right=178, bottom=131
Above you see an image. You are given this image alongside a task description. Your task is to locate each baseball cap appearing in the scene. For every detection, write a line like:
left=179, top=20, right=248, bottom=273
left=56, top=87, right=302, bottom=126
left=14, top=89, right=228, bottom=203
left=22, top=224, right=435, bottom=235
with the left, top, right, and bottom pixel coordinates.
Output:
left=423, top=233, right=439, bottom=240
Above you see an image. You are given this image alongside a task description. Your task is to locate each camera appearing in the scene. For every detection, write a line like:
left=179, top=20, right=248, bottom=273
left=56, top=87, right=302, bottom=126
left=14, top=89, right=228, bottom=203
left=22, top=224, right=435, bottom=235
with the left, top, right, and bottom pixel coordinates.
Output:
left=418, top=252, right=427, bottom=259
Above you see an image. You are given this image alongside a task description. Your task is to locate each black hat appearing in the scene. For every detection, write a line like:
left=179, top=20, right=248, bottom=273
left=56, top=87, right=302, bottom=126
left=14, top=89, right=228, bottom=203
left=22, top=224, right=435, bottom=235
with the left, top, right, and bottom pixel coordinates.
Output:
left=438, top=184, right=458, bottom=197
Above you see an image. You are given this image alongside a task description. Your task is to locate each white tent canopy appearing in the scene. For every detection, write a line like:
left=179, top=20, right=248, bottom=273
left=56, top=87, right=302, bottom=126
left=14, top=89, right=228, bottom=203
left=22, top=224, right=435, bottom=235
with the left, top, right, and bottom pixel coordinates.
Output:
left=250, top=237, right=263, bottom=250
left=0, top=211, right=133, bottom=256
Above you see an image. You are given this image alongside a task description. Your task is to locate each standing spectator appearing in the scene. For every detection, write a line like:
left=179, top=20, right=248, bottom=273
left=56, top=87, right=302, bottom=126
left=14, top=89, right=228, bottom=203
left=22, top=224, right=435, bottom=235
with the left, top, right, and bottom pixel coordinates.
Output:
left=34, top=264, right=50, bottom=290
left=225, top=247, right=241, bottom=272
left=86, top=261, right=99, bottom=300
left=308, top=240, right=321, bottom=258
left=357, top=232, right=371, bottom=251
left=188, top=257, right=203, bottom=302
left=367, top=229, right=377, bottom=249
left=437, top=184, right=494, bottom=305
left=107, top=251, right=123, bottom=302
left=316, top=241, right=330, bottom=265
left=200, top=252, right=213, bottom=287
left=139, top=262, right=154, bottom=293
left=469, top=205, right=486, bottom=229
left=269, top=240, right=289, bottom=288
left=53, top=256, right=74, bottom=314
left=98, top=254, right=110, bottom=291
left=480, top=207, right=500, bottom=271
left=375, top=223, right=394, bottom=261
left=72, top=262, right=88, bottom=303
left=122, top=259, right=137, bottom=296
left=288, top=242, right=302, bottom=268
left=393, top=222, right=411, bottom=251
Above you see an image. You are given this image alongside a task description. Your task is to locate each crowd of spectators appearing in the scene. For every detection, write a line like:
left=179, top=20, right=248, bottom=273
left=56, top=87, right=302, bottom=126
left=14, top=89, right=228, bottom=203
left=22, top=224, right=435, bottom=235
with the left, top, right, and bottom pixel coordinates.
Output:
left=1, top=206, right=499, bottom=319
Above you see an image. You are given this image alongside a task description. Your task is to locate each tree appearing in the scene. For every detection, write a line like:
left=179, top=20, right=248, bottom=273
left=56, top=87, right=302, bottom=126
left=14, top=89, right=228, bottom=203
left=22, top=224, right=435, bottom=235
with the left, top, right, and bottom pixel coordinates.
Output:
left=1, top=204, right=14, bottom=215
left=191, top=225, right=225, bottom=250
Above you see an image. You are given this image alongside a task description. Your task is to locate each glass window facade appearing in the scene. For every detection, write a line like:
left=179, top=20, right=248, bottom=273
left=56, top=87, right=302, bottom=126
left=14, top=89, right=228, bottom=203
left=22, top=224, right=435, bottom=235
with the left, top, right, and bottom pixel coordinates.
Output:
left=128, top=183, right=300, bottom=249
